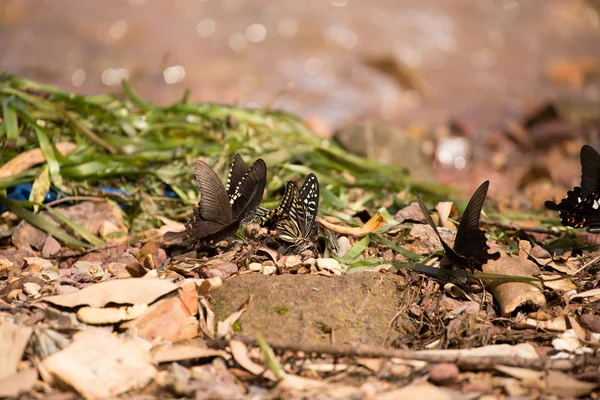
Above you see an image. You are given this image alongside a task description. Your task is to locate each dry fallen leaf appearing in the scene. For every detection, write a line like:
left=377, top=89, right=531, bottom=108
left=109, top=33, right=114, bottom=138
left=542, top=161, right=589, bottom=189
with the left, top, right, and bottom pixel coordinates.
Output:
left=514, top=316, right=567, bottom=331
left=394, top=202, right=426, bottom=223
left=0, top=320, right=33, bottom=379
left=435, top=201, right=455, bottom=229
left=0, top=368, right=38, bottom=398
left=178, top=280, right=199, bottom=316
left=540, top=274, right=577, bottom=293
left=565, top=287, right=600, bottom=305
left=498, top=366, right=598, bottom=398
left=42, top=278, right=177, bottom=308
left=76, top=304, right=148, bottom=324
left=124, top=296, right=199, bottom=342
left=229, top=339, right=277, bottom=381
left=316, top=212, right=385, bottom=236
left=0, top=142, right=77, bottom=178
left=545, top=370, right=599, bottom=398
left=42, top=328, right=156, bottom=399
left=379, top=382, right=452, bottom=400
left=216, top=296, right=252, bottom=340
left=199, top=297, right=215, bottom=340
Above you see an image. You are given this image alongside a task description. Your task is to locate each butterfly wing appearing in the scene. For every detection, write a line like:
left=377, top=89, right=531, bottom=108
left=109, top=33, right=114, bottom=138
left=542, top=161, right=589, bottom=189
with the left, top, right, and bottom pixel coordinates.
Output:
left=256, top=181, right=297, bottom=228
left=545, top=187, right=600, bottom=233
left=227, top=153, right=254, bottom=219
left=298, top=173, right=319, bottom=238
left=230, top=158, right=267, bottom=223
left=163, top=159, right=232, bottom=245
left=453, top=181, right=499, bottom=267
left=193, top=159, right=233, bottom=225
left=580, top=145, right=600, bottom=198
left=274, top=184, right=303, bottom=243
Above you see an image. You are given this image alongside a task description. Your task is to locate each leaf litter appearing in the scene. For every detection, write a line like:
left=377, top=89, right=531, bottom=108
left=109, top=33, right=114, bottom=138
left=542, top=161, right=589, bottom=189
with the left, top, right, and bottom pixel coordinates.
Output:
left=0, top=76, right=599, bottom=398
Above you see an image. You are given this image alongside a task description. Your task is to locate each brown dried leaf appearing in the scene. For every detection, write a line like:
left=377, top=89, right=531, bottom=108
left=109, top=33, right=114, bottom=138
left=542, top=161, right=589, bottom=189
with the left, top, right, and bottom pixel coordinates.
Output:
left=216, top=296, right=252, bottom=340
left=42, top=278, right=177, bottom=308
left=540, top=274, right=577, bottom=294
left=0, top=142, right=77, bottom=178
left=317, top=212, right=385, bottom=236
left=435, top=202, right=455, bottom=229
left=198, top=297, right=215, bottom=339
left=229, top=339, right=276, bottom=381
left=76, top=304, right=147, bottom=324
left=178, top=280, right=199, bottom=316
left=42, top=328, right=156, bottom=399
left=514, top=316, right=567, bottom=331
left=565, top=288, right=600, bottom=305
left=394, top=202, right=425, bottom=223
left=124, top=296, right=199, bottom=342
left=379, top=382, right=452, bottom=400
left=545, top=370, right=599, bottom=398
left=0, top=320, right=33, bottom=378
left=0, top=368, right=38, bottom=398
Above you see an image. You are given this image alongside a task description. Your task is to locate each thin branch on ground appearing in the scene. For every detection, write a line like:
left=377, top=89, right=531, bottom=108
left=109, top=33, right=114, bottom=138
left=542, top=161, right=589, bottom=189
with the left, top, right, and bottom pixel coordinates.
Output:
left=206, top=336, right=599, bottom=371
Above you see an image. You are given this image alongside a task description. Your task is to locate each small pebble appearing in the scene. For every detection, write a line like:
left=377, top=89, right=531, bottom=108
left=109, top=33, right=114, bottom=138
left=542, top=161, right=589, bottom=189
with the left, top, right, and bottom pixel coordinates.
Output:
left=580, top=314, right=600, bottom=333
left=316, top=258, right=344, bottom=275
left=336, top=236, right=350, bottom=258
left=303, top=257, right=316, bottom=267
left=23, top=282, right=41, bottom=297
left=530, top=245, right=551, bottom=259
left=462, top=381, right=493, bottom=394
left=262, top=265, right=277, bottom=276
left=285, top=255, right=302, bottom=268
left=74, top=260, right=97, bottom=273
left=429, top=363, right=459, bottom=384
left=42, top=235, right=62, bottom=258
left=248, top=262, right=262, bottom=272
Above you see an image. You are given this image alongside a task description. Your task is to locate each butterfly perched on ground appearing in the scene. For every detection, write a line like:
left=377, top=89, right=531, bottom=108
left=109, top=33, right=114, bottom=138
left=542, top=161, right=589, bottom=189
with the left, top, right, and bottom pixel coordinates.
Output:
left=163, top=153, right=267, bottom=249
left=545, top=145, right=600, bottom=233
left=417, top=180, right=500, bottom=271
left=256, top=173, right=320, bottom=245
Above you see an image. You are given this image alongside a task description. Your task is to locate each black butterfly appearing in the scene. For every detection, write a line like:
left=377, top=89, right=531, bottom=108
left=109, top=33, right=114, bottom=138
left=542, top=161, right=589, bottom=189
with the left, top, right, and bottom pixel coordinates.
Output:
left=164, top=154, right=267, bottom=249
left=254, top=180, right=298, bottom=230
left=256, top=173, right=320, bottom=245
left=545, top=145, right=600, bottom=233
left=417, top=180, right=500, bottom=271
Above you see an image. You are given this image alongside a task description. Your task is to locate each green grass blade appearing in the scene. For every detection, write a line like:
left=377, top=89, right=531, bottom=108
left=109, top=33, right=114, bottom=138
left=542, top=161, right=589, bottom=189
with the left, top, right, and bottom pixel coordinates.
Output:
left=372, top=233, right=422, bottom=261
left=0, top=197, right=90, bottom=248
left=41, top=204, right=105, bottom=247
left=20, top=111, right=65, bottom=190
left=256, top=332, right=285, bottom=380
left=2, top=99, right=19, bottom=140
left=340, top=234, right=371, bottom=262
left=122, top=80, right=150, bottom=110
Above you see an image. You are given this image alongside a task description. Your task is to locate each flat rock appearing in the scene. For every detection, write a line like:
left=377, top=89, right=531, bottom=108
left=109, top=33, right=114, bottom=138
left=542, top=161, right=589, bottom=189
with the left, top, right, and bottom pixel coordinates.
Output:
left=211, top=272, right=404, bottom=346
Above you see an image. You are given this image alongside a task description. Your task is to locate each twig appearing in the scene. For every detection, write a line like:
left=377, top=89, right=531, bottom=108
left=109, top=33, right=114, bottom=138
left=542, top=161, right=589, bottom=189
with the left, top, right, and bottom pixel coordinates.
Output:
left=573, top=254, right=600, bottom=275
left=65, top=112, right=117, bottom=154
left=481, top=220, right=561, bottom=237
left=205, top=336, right=598, bottom=371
